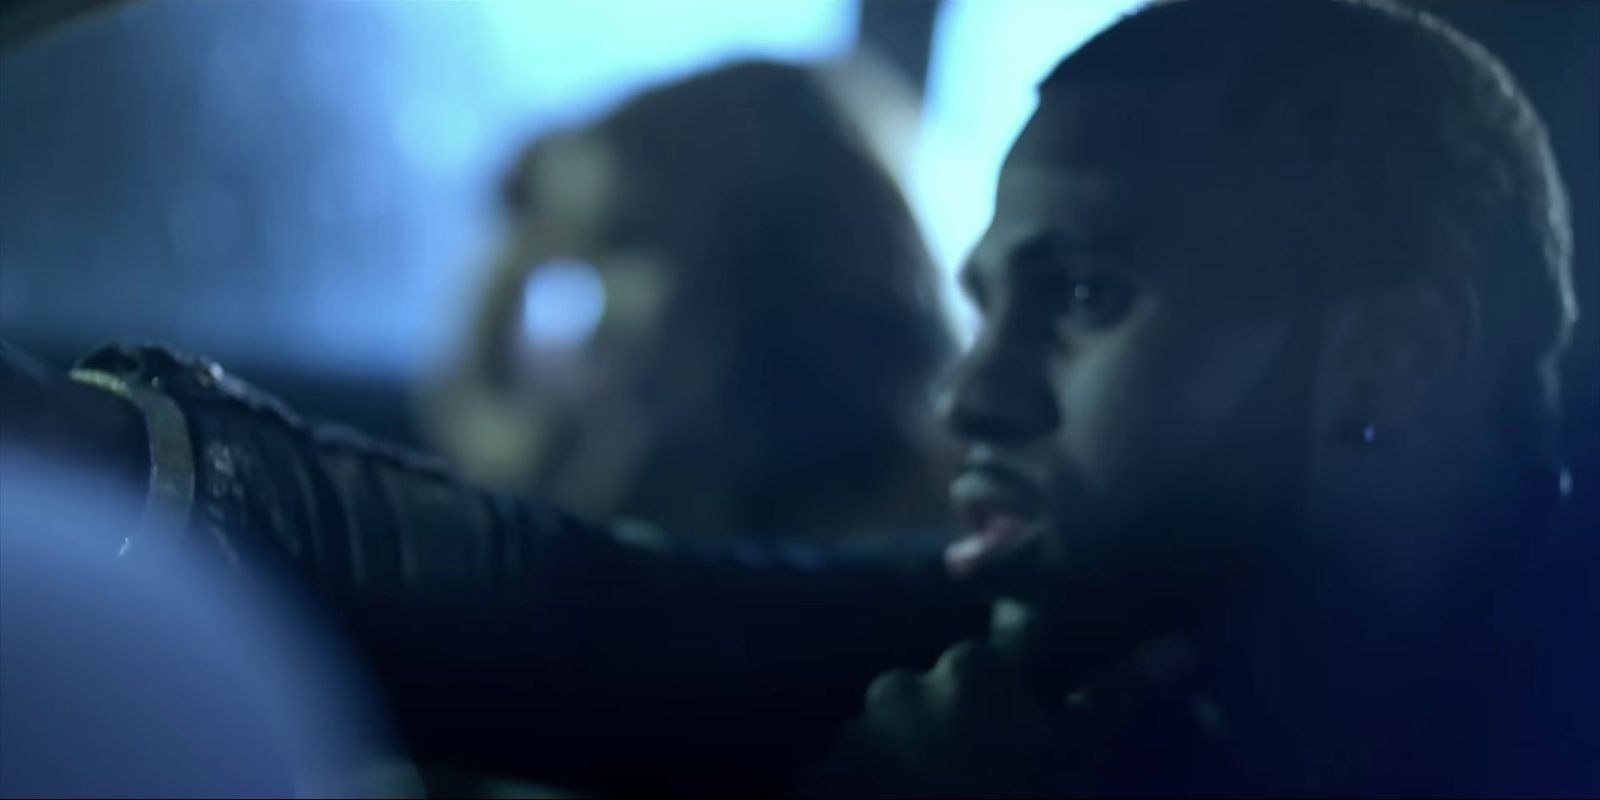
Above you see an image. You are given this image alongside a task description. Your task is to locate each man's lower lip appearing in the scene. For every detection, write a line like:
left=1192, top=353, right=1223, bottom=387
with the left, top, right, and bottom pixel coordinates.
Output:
left=943, top=520, right=1043, bottom=579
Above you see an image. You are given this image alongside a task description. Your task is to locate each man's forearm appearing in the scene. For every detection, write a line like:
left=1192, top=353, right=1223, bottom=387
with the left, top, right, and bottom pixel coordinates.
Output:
left=68, top=342, right=988, bottom=793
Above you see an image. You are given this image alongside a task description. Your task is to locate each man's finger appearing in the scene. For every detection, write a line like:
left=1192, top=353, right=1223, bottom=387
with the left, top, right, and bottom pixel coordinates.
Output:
left=1059, top=636, right=1200, bottom=759
left=932, top=639, right=1008, bottom=684
left=927, top=638, right=1027, bottom=714
left=864, top=669, right=921, bottom=716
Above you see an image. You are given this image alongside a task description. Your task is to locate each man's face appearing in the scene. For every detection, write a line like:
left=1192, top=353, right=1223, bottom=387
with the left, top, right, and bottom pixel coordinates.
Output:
left=942, top=80, right=1318, bottom=619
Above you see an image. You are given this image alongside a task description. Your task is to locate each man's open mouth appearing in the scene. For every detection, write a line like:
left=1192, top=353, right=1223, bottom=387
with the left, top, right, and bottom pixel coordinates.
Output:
left=946, top=461, right=1047, bottom=580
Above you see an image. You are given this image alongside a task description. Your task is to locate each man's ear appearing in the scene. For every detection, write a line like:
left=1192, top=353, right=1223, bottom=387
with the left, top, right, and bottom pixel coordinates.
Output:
left=1317, top=274, right=1482, bottom=444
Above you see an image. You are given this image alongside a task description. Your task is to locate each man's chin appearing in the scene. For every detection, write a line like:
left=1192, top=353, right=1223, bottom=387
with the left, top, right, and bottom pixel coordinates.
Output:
left=974, top=530, right=1221, bottom=693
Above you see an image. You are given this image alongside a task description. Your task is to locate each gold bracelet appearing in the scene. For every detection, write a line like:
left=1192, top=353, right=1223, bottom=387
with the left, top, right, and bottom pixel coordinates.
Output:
left=68, top=368, right=195, bottom=557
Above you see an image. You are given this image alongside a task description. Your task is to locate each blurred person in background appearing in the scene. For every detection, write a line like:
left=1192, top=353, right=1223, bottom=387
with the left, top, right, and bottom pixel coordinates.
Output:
left=427, top=58, right=957, bottom=542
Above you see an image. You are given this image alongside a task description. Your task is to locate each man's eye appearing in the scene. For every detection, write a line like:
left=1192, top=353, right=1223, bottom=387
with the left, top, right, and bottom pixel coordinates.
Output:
left=1060, top=277, right=1135, bottom=330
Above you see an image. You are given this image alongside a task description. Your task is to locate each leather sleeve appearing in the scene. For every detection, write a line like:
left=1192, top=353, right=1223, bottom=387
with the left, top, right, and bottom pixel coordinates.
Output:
left=73, top=343, right=989, bottom=795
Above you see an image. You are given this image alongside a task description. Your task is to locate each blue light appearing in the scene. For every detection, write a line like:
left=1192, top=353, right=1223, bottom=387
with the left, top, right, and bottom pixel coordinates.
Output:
left=914, top=0, right=1142, bottom=343
left=483, top=0, right=858, bottom=129
left=522, top=259, right=607, bottom=350
left=0, top=0, right=857, bottom=379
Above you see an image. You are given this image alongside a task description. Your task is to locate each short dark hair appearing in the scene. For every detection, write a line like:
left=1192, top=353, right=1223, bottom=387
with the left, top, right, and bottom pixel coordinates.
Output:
left=1045, top=0, right=1576, bottom=464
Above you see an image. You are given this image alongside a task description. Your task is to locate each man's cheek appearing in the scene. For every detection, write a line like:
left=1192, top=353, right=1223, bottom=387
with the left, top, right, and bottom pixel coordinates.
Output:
left=1076, top=312, right=1290, bottom=484
left=1173, top=318, right=1291, bottom=435
left=1052, top=331, right=1174, bottom=519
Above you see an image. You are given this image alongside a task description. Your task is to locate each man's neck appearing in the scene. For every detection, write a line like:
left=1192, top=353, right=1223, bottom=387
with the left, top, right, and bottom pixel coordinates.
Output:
left=1190, top=461, right=1550, bottom=792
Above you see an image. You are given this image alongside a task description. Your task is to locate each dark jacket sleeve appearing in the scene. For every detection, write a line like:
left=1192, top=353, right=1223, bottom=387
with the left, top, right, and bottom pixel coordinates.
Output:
left=73, top=343, right=988, bottom=795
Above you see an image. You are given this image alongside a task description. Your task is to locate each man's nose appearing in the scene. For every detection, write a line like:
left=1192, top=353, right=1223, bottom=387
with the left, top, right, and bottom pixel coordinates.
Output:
left=937, top=340, right=1059, bottom=444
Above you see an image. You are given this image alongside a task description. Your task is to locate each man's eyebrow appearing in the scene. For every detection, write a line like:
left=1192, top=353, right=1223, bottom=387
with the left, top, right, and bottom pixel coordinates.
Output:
left=1009, top=230, right=1131, bottom=265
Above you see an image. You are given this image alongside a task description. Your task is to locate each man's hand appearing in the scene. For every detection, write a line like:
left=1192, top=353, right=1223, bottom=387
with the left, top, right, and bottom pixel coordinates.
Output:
left=794, top=634, right=1200, bottom=799
left=794, top=640, right=1079, bottom=799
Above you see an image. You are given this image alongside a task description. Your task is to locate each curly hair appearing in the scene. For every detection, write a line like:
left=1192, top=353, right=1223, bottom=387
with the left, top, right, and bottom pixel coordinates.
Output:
left=480, top=60, right=955, bottom=538
left=588, top=60, right=956, bottom=535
